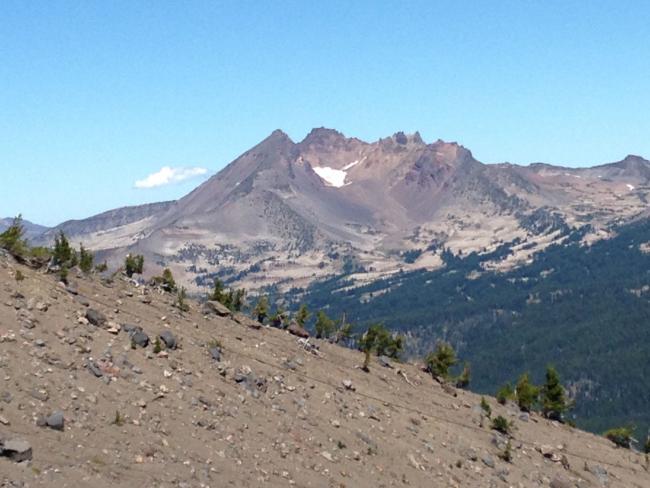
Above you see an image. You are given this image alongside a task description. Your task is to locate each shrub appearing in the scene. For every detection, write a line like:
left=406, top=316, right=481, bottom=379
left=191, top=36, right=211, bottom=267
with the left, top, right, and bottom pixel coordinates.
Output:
left=480, top=397, right=492, bottom=418
left=112, top=410, right=125, bottom=426
left=28, top=246, right=52, bottom=264
left=498, top=440, right=513, bottom=463
left=124, top=254, right=144, bottom=277
left=515, top=373, right=539, bottom=412
left=152, top=268, right=176, bottom=292
left=153, top=337, right=162, bottom=354
left=315, top=310, right=335, bottom=339
left=95, top=261, right=108, bottom=272
left=604, top=427, right=633, bottom=448
left=496, top=383, right=515, bottom=405
left=14, top=269, right=25, bottom=281
left=491, top=415, right=511, bottom=435
left=425, top=341, right=457, bottom=380
left=540, top=365, right=569, bottom=421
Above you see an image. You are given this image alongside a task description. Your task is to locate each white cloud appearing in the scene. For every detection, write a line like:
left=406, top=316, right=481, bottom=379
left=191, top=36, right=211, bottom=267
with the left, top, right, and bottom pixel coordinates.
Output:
left=134, top=166, right=208, bottom=189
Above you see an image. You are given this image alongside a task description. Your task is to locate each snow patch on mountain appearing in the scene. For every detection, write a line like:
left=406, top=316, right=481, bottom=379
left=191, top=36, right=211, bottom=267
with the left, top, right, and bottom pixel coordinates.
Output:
left=313, top=166, right=349, bottom=187
left=343, top=160, right=361, bottom=170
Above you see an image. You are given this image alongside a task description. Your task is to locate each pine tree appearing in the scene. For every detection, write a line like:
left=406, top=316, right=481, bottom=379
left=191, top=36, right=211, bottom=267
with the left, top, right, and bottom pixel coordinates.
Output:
left=315, top=310, right=335, bottom=339
left=333, top=313, right=353, bottom=344
left=295, top=304, right=310, bottom=327
left=515, top=372, right=539, bottom=412
left=0, top=215, right=27, bottom=257
left=358, top=324, right=404, bottom=371
left=209, top=278, right=226, bottom=302
left=253, top=296, right=269, bottom=323
left=79, top=244, right=94, bottom=274
left=53, top=231, right=73, bottom=266
left=540, top=365, right=568, bottom=421
left=425, top=342, right=457, bottom=380
left=231, top=288, right=246, bottom=312
left=161, top=268, right=176, bottom=291
left=124, top=254, right=144, bottom=277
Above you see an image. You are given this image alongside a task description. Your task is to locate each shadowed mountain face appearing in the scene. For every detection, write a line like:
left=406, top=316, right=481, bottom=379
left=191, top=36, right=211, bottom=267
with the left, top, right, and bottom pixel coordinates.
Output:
left=40, top=128, right=650, bottom=291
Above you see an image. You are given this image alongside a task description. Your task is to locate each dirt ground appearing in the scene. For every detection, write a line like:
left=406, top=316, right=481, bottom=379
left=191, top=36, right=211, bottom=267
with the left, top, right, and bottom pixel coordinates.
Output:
left=1, top=254, right=649, bottom=487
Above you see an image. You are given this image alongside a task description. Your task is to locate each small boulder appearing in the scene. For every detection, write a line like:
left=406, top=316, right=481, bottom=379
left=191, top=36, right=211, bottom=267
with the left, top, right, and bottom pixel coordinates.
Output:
left=159, top=330, right=177, bottom=350
left=46, top=411, right=65, bottom=431
left=0, top=438, right=33, bottom=462
left=209, top=347, right=222, bottom=362
left=378, top=356, right=394, bottom=368
left=87, top=360, right=103, bottom=377
left=287, top=321, right=309, bottom=338
left=550, top=476, right=572, bottom=488
left=65, top=283, right=79, bottom=295
left=202, top=300, right=231, bottom=317
left=131, top=330, right=150, bottom=348
left=233, top=312, right=262, bottom=330
left=122, top=324, right=140, bottom=334
left=482, top=455, right=495, bottom=468
left=86, top=308, right=107, bottom=327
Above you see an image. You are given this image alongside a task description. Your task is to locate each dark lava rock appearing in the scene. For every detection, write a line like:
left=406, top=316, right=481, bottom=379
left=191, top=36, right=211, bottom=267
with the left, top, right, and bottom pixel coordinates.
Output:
left=86, top=308, right=107, bottom=327
left=46, top=411, right=65, bottom=431
left=159, top=330, right=177, bottom=350
left=131, top=330, right=149, bottom=348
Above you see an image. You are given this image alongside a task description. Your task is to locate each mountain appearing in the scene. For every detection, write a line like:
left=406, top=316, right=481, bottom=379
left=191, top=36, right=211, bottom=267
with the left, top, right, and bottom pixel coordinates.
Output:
left=1, top=252, right=648, bottom=487
left=40, top=129, right=650, bottom=294
left=0, top=217, right=49, bottom=242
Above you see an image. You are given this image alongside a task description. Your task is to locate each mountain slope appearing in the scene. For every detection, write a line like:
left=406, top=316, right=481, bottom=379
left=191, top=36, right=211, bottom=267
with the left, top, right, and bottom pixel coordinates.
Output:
left=1, top=252, right=649, bottom=487
left=41, top=129, right=650, bottom=294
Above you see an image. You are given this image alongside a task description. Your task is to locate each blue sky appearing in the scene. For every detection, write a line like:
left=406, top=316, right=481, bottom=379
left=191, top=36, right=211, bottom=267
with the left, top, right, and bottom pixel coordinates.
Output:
left=1, top=1, right=649, bottom=226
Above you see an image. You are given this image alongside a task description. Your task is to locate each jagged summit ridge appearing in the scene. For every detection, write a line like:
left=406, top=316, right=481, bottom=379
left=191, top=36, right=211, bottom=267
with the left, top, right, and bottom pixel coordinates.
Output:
left=34, top=128, right=650, bottom=292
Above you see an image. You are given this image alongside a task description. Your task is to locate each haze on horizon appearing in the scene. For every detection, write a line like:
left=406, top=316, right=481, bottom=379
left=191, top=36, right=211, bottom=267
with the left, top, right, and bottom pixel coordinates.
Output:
left=2, top=0, right=649, bottom=226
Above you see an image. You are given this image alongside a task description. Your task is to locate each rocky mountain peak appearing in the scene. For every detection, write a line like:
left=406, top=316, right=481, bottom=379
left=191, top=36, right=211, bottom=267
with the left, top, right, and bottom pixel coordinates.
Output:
left=300, top=127, right=347, bottom=146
